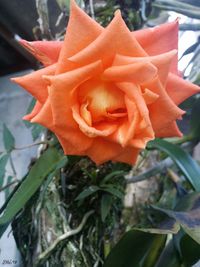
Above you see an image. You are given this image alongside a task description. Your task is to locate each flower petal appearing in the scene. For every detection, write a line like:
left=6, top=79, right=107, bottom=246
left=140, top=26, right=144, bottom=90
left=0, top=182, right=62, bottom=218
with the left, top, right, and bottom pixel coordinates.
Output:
left=166, top=73, right=200, bottom=105
left=31, top=98, right=93, bottom=152
left=78, top=79, right=126, bottom=123
left=56, top=0, right=103, bottom=73
left=11, top=64, right=56, bottom=103
left=155, top=121, right=183, bottom=137
left=113, top=50, right=177, bottom=85
left=86, top=138, right=124, bottom=164
left=143, top=77, right=185, bottom=133
left=117, top=82, right=152, bottom=127
left=69, top=10, right=146, bottom=68
left=23, top=101, right=43, bottom=121
left=112, top=147, right=140, bottom=164
left=45, top=60, right=103, bottom=128
left=133, top=20, right=179, bottom=74
left=102, top=62, right=157, bottom=84
left=142, top=88, right=159, bottom=105
left=72, top=104, right=118, bottom=137
left=20, top=40, right=62, bottom=66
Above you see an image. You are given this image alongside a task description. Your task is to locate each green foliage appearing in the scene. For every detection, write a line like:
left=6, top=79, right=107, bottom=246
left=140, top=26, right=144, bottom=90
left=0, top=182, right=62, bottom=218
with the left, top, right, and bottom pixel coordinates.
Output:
left=75, top=168, right=126, bottom=222
left=3, top=124, right=15, bottom=152
left=24, top=98, right=45, bottom=140
left=153, top=0, right=200, bottom=19
left=0, top=147, right=63, bottom=232
left=180, top=234, right=200, bottom=266
left=190, top=97, right=200, bottom=140
left=101, top=194, right=113, bottom=222
left=0, top=154, right=9, bottom=187
left=149, top=139, right=200, bottom=191
left=104, top=193, right=200, bottom=267
left=154, top=240, right=181, bottom=267
left=75, top=185, right=100, bottom=200
left=104, top=230, right=164, bottom=267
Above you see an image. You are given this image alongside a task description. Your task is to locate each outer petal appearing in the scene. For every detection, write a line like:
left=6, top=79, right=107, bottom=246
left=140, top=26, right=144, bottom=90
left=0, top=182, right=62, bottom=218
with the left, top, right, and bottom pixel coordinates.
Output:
left=166, top=73, right=200, bottom=105
left=112, top=50, right=177, bottom=86
left=20, top=40, right=62, bottom=66
left=69, top=11, right=146, bottom=68
left=11, top=64, right=56, bottom=103
left=112, top=147, right=141, bottom=165
left=133, top=20, right=179, bottom=74
left=56, top=0, right=103, bottom=73
left=23, top=101, right=43, bottom=121
left=155, top=121, right=182, bottom=137
left=143, top=77, right=185, bottom=133
left=85, top=138, right=125, bottom=165
left=31, top=98, right=93, bottom=153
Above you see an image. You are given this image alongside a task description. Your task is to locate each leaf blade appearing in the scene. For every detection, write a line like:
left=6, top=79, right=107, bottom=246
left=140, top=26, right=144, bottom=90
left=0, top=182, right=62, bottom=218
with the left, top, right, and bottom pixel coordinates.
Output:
left=149, top=139, right=200, bottom=191
left=0, top=147, right=62, bottom=225
left=3, top=124, right=15, bottom=152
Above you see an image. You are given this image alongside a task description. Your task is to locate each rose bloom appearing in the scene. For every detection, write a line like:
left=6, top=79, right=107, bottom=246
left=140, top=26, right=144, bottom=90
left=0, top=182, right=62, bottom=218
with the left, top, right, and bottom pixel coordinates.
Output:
left=12, top=0, right=200, bottom=164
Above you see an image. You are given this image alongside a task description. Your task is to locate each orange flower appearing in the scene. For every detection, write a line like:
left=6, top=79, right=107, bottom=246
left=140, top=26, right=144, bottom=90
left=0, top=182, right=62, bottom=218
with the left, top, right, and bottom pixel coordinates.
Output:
left=12, top=0, right=200, bottom=164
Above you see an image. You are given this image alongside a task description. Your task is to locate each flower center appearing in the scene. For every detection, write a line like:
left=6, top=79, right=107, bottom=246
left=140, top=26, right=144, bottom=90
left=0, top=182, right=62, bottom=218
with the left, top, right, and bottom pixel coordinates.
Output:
left=78, top=78, right=127, bottom=125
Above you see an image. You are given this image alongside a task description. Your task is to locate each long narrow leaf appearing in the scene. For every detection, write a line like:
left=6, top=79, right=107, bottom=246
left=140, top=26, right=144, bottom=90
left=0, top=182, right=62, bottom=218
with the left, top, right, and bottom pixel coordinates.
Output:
left=0, top=147, right=62, bottom=225
left=149, top=139, right=200, bottom=191
left=104, top=230, right=161, bottom=267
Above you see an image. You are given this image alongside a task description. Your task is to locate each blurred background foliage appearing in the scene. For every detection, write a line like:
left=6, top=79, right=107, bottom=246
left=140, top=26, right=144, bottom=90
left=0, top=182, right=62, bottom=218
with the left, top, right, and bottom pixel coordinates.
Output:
left=0, top=0, right=200, bottom=266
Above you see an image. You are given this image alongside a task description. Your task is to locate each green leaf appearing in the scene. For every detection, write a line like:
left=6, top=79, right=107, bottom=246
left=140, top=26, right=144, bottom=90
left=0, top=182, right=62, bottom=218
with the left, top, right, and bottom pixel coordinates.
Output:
left=141, top=235, right=167, bottom=267
left=0, top=222, right=10, bottom=239
left=75, top=185, right=100, bottom=201
left=3, top=124, right=15, bottom=152
left=101, top=170, right=126, bottom=184
left=180, top=234, right=200, bottom=266
left=154, top=240, right=181, bottom=267
left=0, top=147, right=62, bottom=225
left=54, top=156, right=68, bottom=169
left=104, top=230, right=161, bottom=267
left=5, top=176, right=13, bottom=199
left=190, top=98, right=200, bottom=139
left=149, top=139, right=200, bottom=191
left=136, top=220, right=180, bottom=235
left=101, top=194, right=113, bottom=222
left=31, top=124, right=45, bottom=141
left=151, top=193, right=200, bottom=244
left=102, top=186, right=124, bottom=199
left=23, top=98, right=36, bottom=128
left=0, top=154, right=9, bottom=187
